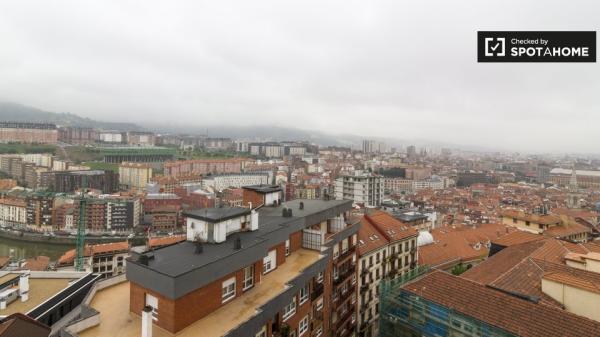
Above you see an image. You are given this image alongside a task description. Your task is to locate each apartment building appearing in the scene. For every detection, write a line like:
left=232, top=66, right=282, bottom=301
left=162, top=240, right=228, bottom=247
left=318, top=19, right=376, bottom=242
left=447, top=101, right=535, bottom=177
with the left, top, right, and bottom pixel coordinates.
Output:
left=0, top=122, right=58, bottom=144
left=77, top=190, right=361, bottom=337
left=57, top=241, right=129, bottom=277
left=501, top=209, right=591, bottom=242
left=201, top=173, right=270, bottom=191
left=334, top=171, right=384, bottom=207
left=0, top=198, right=27, bottom=227
left=42, top=170, right=119, bottom=193
left=356, top=210, right=418, bottom=337
left=163, top=158, right=248, bottom=177
left=26, top=193, right=54, bottom=231
left=119, top=162, right=153, bottom=189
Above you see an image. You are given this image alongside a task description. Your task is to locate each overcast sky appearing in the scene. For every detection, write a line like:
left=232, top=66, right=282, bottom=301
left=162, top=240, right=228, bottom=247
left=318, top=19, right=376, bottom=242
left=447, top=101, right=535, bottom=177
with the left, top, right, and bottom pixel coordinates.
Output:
left=0, top=1, right=598, bottom=153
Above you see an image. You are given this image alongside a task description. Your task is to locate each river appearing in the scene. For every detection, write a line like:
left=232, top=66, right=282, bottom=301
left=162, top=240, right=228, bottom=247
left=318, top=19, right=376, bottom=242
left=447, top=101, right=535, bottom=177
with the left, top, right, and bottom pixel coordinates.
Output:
left=0, top=236, right=73, bottom=261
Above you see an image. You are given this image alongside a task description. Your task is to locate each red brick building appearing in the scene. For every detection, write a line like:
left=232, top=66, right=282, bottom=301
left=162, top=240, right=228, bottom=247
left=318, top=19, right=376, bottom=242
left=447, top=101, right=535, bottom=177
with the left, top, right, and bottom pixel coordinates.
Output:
left=125, top=194, right=360, bottom=337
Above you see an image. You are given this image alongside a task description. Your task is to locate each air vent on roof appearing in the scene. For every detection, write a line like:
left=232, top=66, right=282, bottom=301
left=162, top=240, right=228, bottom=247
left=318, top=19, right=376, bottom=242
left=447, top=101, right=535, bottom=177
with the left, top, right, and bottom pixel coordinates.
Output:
left=299, top=202, right=304, bottom=210
left=195, top=241, right=203, bottom=254
left=282, top=208, right=293, bottom=217
left=234, top=236, right=242, bottom=250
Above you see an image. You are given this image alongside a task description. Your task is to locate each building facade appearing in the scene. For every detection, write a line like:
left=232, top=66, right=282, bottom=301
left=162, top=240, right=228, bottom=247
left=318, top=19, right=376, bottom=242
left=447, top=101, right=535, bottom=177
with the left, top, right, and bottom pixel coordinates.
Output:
left=126, top=196, right=360, bottom=337
left=334, top=171, right=384, bottom=207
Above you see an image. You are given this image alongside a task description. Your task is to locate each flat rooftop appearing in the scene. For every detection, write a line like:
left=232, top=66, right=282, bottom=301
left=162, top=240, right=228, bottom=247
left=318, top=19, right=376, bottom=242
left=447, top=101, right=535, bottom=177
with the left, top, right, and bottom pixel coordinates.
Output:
left=138, top=199, right=350, bottom=277
left=183, top=207, right=251, bottom=223
left=81, top=249, right=322, bottom=337
left=0, top=277, right=72, bottom=316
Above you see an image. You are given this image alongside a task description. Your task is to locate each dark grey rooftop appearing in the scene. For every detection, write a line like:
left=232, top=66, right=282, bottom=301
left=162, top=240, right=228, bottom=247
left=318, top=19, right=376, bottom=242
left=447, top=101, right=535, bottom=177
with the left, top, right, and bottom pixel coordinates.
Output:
left=128, top=199, right=352, bottom=294
left=242, top=184, right=282, bottom=193
left=183, top=207, right=251, bottom=223
left=392, top=211, right=428, bottom=222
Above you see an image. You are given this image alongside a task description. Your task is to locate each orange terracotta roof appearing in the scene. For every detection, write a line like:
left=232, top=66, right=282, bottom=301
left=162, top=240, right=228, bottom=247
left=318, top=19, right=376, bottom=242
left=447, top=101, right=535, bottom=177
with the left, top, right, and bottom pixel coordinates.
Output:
left=543, top=263, right=600, bottom=295
left=58, top=241, right=129, bottom=265
left=357, top=218, right=389, bottom=256
left=363, top=210, right=418, bottom=242
left=20, top=256, right=50, bottom=271
left=491, top=230, right=545, bottom=247
left=149, top=235, right=186, bottom=248
left=403, top=271, right=600, bottom=337
left=501, top=210, right=561, bottom=225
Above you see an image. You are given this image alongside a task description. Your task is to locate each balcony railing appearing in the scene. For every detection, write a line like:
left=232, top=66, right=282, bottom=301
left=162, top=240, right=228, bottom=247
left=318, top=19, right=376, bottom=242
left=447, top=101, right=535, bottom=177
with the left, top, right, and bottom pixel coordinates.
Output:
left=334, top=264, right=356, bottom=285
left=336, top=245, right=356, bottom=263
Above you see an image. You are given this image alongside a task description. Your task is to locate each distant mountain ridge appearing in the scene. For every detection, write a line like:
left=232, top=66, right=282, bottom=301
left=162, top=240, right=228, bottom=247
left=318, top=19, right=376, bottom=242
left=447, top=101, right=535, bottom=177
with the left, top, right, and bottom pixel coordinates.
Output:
left=0, top=102, right=143, bottom=131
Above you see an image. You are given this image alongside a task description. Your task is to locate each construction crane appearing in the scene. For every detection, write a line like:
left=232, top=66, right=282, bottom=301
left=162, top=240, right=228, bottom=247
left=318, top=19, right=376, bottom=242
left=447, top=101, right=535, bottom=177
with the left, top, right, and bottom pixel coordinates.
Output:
left=75, top=176, right=87, bottom=272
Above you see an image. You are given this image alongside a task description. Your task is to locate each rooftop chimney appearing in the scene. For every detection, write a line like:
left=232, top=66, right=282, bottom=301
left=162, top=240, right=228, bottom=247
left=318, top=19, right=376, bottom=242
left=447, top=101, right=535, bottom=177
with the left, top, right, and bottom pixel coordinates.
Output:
left=19, top=271, right=30, bottom=302
left=142, top=306, right=153, bottom=337
left=234, top=237, right=242, bottom=250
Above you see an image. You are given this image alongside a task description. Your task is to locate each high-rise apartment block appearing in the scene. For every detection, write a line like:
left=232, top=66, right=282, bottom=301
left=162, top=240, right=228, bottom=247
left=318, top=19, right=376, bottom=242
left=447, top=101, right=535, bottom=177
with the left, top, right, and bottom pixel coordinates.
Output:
left=334, top=171, right=384, bottom=207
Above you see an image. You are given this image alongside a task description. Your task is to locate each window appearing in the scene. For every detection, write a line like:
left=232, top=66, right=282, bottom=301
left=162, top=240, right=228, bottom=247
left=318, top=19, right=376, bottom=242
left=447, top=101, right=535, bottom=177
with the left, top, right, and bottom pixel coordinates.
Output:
left=256, top=326, right=267, bottom=337
left=512, top=218, right=517, bottom=223
left=341, top=238, right=348, bottom=254
left=283, top=297, right=297, bottom=321
left=299, top=315, right=309, bottom=336
left=316, top=271, right=324, bottom=283
left=243, top=265, right=254, bottom=290
left=315, top=325, right=323, bottom=337
left=285, top=239, right=291, bottom=256
left=263, top=250, right=276, bottom=274
left=525, top=221, right=530, bottom=226
left=299, top=284, right=309, bottom=304
left=222, top=277, right=236, bottom=303
left=316, top=298, right=323, bottom=311
left=145, top=294, right=158, bottom=321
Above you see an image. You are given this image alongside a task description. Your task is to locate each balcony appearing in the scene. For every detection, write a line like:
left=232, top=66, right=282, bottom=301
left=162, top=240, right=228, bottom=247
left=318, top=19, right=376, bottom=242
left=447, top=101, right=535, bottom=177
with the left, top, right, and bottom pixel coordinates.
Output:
left=311, top=282, right=324, bottom=301
left=336, top=245, right=356, bottom=263
left=334, top=264, right=356, bottom=285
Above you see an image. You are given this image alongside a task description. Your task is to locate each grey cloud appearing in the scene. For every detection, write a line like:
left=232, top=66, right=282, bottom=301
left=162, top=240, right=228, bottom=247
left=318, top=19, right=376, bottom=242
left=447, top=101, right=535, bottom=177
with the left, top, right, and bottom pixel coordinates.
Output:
left=0, top=0, right=598, bottom=153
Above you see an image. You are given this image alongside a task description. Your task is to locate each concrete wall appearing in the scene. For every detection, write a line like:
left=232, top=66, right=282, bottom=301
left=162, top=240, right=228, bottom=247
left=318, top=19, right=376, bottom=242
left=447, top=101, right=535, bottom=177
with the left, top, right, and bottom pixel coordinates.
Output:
left=542, top=278, right=600, bottom=322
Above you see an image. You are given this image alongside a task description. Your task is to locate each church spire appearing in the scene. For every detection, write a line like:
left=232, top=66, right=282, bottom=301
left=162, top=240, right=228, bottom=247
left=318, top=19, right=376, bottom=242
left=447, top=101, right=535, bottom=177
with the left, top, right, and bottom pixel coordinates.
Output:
left=569, top=165, right=578, bottom=191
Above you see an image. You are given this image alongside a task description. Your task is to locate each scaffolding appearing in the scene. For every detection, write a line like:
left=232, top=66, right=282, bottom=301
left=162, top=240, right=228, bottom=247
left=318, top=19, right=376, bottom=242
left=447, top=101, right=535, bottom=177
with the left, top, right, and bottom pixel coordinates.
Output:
left=379, top=266, right=517, bottom=337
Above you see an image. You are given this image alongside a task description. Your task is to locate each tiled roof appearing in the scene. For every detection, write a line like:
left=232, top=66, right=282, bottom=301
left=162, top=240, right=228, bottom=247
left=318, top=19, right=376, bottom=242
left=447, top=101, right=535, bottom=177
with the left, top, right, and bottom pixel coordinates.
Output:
left=501, top=210, right=561, bottom=225
left=58, top=241, right=129, bottom=265
left=463, top=240, right=546, bottom=285
left=357, top=217, right=389, bottom=256
left=149, top=235, right=186, bottom=248
left=491, top=230, right=545, bottom=247
left=364, top=210, right=418, bottom=242
left=463, top=237, right=600, bottom=308
left=402, top=271, right=600, bottom=337
left=545, top=220, right=591, bottom=238
left=543, top=263, right=600, bottom=295
left=418, top=223, right=511, bottom=268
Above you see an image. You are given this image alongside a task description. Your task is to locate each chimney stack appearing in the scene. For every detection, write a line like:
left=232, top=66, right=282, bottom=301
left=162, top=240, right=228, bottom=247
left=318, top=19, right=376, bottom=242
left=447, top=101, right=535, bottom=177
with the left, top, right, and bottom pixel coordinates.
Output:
left=234, top=237, right=242, bottom=250
left=19, top=271, right=30, bottom=302
left=142, top=306, right=153, bottom=337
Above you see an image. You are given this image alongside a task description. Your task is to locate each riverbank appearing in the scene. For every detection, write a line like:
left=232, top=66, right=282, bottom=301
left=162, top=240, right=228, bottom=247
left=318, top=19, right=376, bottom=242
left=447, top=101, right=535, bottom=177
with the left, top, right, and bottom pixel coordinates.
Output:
left=0, top=228, right=130, bottom=245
